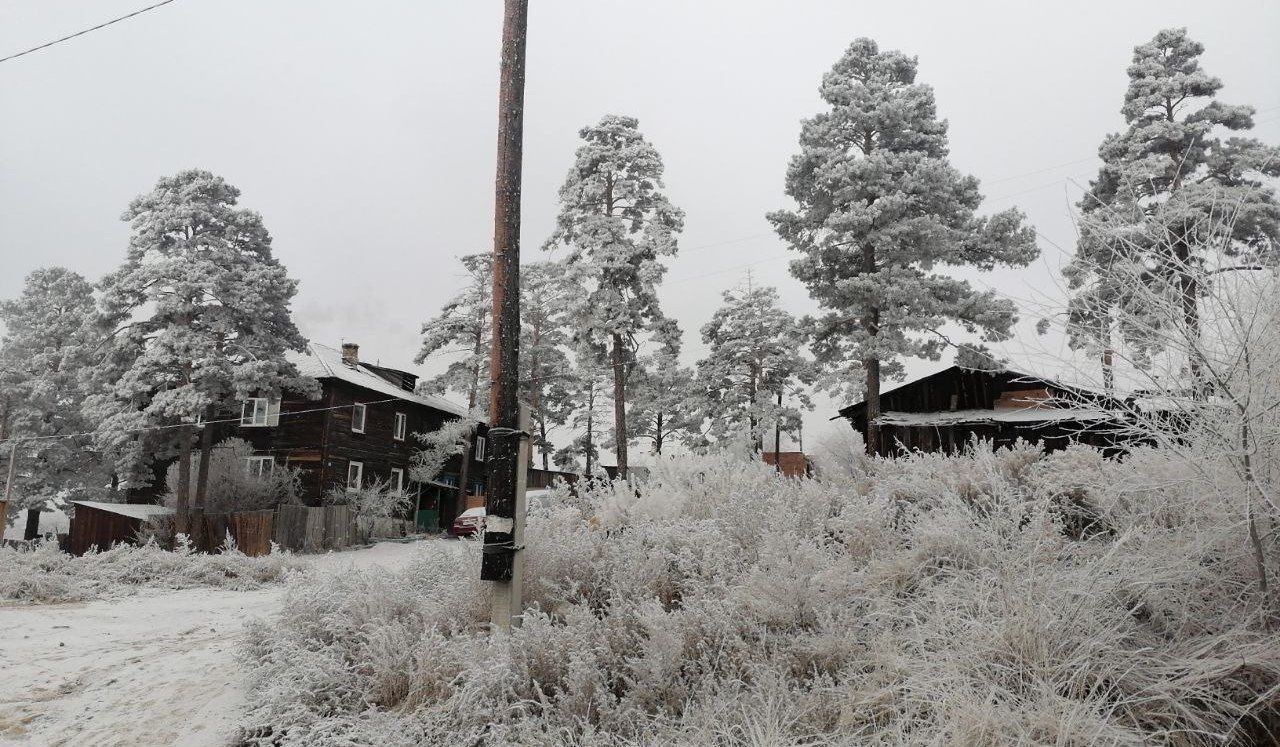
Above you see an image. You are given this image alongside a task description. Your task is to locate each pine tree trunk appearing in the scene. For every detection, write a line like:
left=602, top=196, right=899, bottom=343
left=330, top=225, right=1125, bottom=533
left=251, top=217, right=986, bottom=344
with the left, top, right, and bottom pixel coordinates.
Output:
left=655, top=412, right=664, bottom=456
left=584, top=392, right=595, bottom=476
left=530, top=350, right=544, bottom=469
left=23, top=507, right=40, bottom=540
left=864, top=358, right=882, bottom=455
left=610, top=333, right=629, bottom=479
left=539, top=419, right=550, bottom=471
left=750, top=364, right=761, bottom=453
left=194, top=405, right=214, bottom=511
left=1175, top=239, right=1204, bottom=397
left=176, top=424, right=192, bottom=519
left=774, top=389, right=783, bottom=472
left=862, top=243, right=882, bottom=456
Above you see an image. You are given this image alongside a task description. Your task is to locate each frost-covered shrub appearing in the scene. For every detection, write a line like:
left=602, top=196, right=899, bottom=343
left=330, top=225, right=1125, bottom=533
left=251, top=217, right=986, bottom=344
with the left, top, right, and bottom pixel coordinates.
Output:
left=0, top=539, right=302, bottom=603
left=323, top=477, right=413, bottom=520
left=164, top=438, right=304, bottom=513
left=240, top=447, right=1280, bottom=745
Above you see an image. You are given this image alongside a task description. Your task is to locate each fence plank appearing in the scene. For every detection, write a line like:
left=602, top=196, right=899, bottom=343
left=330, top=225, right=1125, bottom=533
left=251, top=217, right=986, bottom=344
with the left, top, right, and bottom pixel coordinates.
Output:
left=303, top=507, right=324, bottom=553
left=323, top=505, right=353, bottom=550
left=273, top=504, right=307, bottom=552
left=230, top=510, right=274, bottom=556
left=202, top=513, right=230, bottom=553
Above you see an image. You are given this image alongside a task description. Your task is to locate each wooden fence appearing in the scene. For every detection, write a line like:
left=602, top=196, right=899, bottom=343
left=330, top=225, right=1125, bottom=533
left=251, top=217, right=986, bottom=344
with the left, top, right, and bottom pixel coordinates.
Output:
left=65, top=502, right=412, bottom=556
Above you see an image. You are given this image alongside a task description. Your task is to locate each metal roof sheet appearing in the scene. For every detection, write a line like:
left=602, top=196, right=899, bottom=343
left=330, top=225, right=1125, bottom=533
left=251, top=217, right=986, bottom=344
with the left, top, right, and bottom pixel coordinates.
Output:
left=874, top=407, right=1116, bottom=426
left=289, top=343, right=472, bottom=419
left=70, top=501, right=174, bottom=521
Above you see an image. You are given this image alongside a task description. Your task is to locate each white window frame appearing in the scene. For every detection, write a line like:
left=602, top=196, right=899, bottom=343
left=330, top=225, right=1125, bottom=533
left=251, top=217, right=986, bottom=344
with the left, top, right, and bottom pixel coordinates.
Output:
left=474, top=435, right=486, bottom=462
left=351, top=403, right=367, bottom=434
left=245, top=455, right=275, bottom=477
left=390, top=467, right=404, bottom=495
left=241, top=397, right=281, bottom=427
left=393, top=412, right=407, bottom=441
left=347, top=461, right=364, bottom=491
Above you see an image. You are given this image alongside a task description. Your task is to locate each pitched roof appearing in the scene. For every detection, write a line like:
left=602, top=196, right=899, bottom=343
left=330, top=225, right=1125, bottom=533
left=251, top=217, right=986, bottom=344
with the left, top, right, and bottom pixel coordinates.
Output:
left=70, top=501, right=174, bottom=521
left=836, top=365, right=1114, bottom=419
left=874, top=407, right=1115, bottom=426
left=290, top=343, right=470, bottom=419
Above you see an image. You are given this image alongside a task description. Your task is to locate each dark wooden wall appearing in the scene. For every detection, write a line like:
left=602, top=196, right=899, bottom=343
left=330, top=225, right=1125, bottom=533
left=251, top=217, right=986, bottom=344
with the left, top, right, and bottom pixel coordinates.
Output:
left=220, top=379, right=487, bottom=513
left=869, top=420, right=1120, bottom=458
left=68, top=505, right=147, bottom=555
left=842, top=368, right=1131, bottom=458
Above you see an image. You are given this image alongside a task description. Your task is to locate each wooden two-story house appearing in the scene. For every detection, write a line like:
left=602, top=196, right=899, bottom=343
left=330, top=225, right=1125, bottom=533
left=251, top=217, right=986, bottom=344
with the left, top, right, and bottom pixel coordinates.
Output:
left=223, top=342, right=487, bottom=530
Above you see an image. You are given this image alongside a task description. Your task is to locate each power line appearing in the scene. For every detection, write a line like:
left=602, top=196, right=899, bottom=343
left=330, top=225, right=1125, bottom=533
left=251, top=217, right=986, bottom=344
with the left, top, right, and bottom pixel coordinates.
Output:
left=0, top=0, right=180, bottom=65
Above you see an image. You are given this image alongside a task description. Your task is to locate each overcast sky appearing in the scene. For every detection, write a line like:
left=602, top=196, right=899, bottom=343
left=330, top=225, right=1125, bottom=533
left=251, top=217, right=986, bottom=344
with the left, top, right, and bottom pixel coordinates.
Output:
left=2, top=0, right=1278, bottom=451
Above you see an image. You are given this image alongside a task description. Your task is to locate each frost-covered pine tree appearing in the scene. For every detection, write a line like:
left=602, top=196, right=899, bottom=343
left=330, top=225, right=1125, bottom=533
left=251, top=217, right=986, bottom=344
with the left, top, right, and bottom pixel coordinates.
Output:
left=0, top=268, right=108, bottom=535
left=552, top=341, right=613, bottom=475
left=89, top=170, right=315, bottom=519
left=628, top=346, right=703, bottom=456
left=769, top=38, right=1038, bottom=454
left=519, top=261, right=575, bottom=470
left=415, top=252, right=492, bottom=509
left=415, top=253, right=493, bottom=415
left=696, top=281, right=812, bottom=451
left=1065, top=28, right=1280, bottom=393
left=544, top=114, right=685, bottom=478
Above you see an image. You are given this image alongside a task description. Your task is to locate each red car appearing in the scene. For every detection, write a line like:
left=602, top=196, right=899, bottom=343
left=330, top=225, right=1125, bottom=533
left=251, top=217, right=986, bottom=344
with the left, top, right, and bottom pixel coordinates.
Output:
left=449, top=507, right=485, bottom=537
left=447, top=490, right=555, bottom=537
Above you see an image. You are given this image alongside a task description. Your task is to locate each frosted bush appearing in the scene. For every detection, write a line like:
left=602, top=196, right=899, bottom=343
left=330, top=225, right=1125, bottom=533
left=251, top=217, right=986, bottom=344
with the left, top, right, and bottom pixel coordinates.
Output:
left=0, top=539, right=302, bottom=603
left=240, top=447, right=1280, bottom=745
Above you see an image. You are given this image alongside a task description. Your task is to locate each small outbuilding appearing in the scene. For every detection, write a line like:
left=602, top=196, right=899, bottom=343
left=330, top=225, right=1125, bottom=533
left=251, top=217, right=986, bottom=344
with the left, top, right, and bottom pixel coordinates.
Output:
left=836, top=366, right=1134, bottom=457
left=68, top=501, right=173, bottom=555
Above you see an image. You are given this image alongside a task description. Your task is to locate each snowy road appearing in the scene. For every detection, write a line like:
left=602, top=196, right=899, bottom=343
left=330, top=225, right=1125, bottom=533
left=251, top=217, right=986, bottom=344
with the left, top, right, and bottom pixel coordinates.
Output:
left=0, top=540, right=445, bottom=747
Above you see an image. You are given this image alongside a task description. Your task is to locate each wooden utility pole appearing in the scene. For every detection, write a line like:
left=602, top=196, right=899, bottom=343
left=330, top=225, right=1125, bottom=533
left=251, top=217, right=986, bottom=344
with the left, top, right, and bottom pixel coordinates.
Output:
left=481, top=0, right=529, bottom=624
left=489, top=405, right=530, bottom=630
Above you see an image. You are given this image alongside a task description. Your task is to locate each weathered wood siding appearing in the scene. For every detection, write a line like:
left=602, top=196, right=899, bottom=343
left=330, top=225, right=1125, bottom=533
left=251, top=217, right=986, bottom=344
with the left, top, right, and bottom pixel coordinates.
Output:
left=213, top=378, right=487, bottom=512
left=68, top=504, right=146, bottom=555
left=229, top=510, right=275, bottom=556
left=841, top=367, right=1132, bottom=458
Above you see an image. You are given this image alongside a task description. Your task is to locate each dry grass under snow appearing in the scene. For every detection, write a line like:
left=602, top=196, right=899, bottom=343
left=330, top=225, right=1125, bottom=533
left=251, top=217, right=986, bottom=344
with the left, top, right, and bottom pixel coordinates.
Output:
left=238, top=444, right=1280, bottom=746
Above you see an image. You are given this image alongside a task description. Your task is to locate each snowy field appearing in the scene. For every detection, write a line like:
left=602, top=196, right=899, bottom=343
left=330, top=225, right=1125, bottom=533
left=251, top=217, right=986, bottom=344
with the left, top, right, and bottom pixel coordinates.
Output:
left=0, top=539, right=455, bottom=747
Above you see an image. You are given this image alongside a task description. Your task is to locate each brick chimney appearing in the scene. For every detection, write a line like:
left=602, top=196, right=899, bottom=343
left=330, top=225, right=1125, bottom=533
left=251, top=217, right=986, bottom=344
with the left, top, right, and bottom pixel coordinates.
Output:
left=341, top=342, right=359, bottom=367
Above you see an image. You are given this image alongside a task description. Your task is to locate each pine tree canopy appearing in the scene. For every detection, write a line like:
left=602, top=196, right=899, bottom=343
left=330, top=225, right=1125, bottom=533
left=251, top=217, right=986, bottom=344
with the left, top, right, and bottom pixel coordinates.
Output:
left=769, top=38, right=1038, bottom=403
left=544, top=114, right=684, bottom=340
left=1066, top=27, right=1280, bottom=367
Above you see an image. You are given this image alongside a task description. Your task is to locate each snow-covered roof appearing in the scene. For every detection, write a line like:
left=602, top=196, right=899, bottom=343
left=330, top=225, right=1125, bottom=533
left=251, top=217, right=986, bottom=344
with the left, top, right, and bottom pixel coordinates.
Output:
left=874, top=407, right=1116, bottom=427
left=290, top=343, right=470, bottom=419
left=70, top=501, right=175, bottom=521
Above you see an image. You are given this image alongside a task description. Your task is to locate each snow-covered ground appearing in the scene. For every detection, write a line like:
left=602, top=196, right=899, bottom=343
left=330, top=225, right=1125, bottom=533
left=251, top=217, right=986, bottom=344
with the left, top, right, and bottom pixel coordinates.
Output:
left=0, top=539, right=451, bottom=747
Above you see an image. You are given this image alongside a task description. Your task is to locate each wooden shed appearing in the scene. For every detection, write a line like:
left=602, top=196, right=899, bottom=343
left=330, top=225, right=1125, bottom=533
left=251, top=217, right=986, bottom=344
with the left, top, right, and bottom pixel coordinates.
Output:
left=68, top=501, right=173, bottom=556
left=836, top=366, right=1135, bottom=457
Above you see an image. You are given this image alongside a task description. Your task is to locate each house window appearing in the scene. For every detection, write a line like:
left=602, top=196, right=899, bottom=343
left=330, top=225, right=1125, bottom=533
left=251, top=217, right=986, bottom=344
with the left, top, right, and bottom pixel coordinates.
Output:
left=393, top=412, right=407, bottom=441
left=390, top=467, right=404, bottom=494
left=241, top=398, right=281, bottom=427
left=474, top=436, right=486, bottom=462
left=352, top=403, right=367, bottom=434
left=245, top=455, right=275, bottom=477
left=347, top=461, right=364, bottom=490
